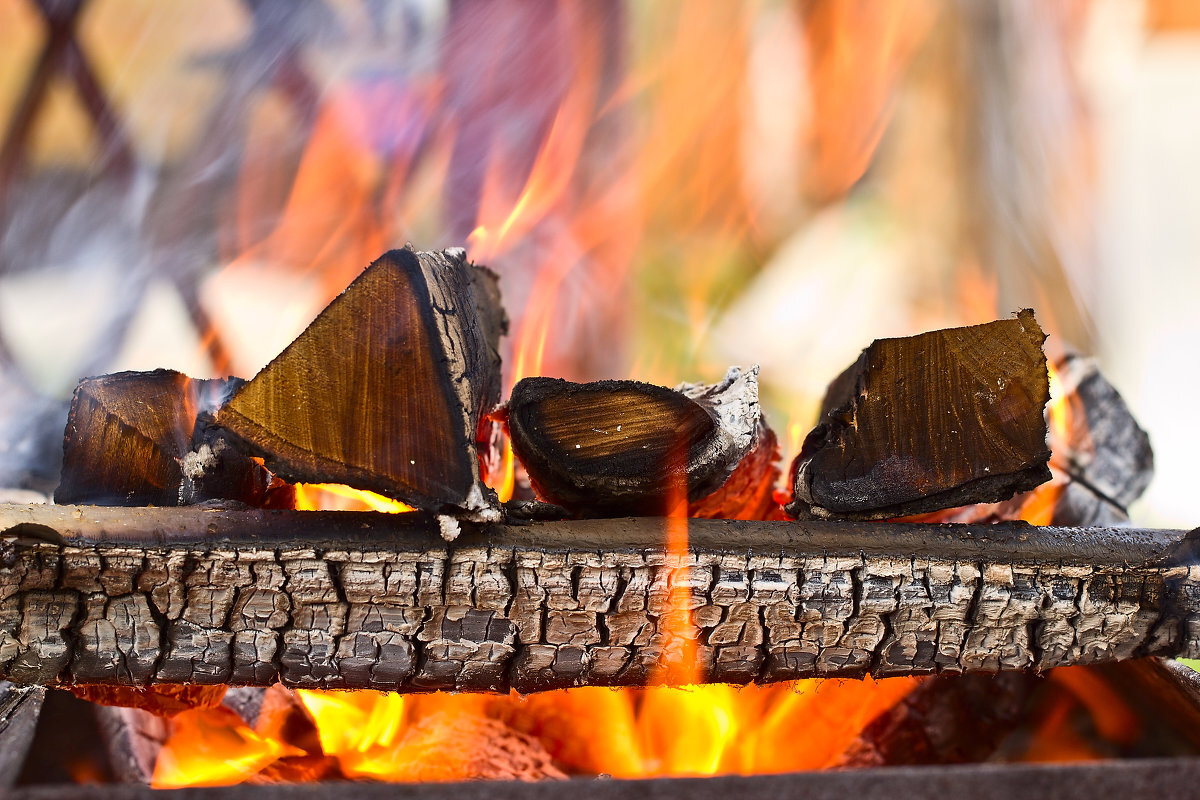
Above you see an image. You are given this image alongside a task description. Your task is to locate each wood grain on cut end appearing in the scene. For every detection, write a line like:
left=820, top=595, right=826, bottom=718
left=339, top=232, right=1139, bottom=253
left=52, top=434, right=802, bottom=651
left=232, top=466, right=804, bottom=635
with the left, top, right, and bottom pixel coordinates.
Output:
left=790, top=309, right=1052, bottom=520
left=56, top=371, right=254, bottom=507
left=508, top=367, right=761, bottom=516
left=214, top=247, right=502, bottom=519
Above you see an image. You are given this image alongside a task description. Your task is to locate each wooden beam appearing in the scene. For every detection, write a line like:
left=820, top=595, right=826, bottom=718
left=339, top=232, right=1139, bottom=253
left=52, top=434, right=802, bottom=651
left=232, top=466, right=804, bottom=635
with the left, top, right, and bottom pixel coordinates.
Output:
left=0, top=504, right=1196, bottom=692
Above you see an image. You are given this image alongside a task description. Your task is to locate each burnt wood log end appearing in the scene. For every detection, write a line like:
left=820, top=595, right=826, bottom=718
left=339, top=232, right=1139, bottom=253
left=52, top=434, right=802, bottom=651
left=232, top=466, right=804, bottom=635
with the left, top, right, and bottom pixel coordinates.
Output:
left=789, top=309, right=1052, bottom=521
left=507, top=366, right=760, bottom=516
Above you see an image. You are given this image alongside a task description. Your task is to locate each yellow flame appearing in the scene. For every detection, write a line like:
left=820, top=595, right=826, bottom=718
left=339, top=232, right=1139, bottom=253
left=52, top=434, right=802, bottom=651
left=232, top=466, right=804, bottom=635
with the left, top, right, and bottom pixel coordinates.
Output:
left=296, top=689, right=406, bottom=758
left=1046, top=361, right=1073, bottom=448
left=293, top=483, right=413, bottom=513
left=152, top=708, right=303, bottom=789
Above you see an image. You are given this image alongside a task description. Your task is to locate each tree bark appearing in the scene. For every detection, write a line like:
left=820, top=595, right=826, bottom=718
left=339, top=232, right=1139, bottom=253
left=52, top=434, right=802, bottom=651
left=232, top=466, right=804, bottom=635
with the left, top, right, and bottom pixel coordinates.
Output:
left=1, top=504, right=1197, bottom=692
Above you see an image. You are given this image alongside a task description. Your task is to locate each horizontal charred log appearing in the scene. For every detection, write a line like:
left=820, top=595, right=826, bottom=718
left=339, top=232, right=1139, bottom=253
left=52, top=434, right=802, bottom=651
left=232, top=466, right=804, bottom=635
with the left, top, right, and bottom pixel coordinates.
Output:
left=0, top=504, right=1198, bottom=692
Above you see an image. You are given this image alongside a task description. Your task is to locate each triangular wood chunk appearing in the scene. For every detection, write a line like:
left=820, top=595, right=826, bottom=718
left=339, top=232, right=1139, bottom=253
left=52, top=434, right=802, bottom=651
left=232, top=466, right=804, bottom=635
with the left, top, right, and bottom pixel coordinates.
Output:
left=787, top=309, right=1052, bottom=520
left=506, top=366, right=761, bottom=516
left=215, top=247, right=505, bottom=519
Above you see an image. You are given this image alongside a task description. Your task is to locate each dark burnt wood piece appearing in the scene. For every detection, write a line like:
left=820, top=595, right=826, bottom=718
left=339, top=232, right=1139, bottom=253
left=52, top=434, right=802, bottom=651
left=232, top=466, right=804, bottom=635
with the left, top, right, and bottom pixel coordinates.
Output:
left=0, top=682, right=45, bottom=788
left=54, top=371, right=258, bottom=506
left=1051, top=353, right=1153, bottom=513
left=836, top=672, right=1038, bottom=767
left=2, top=504, right=1199, bottom=692
left=900, top=355, right=1154, bottom=528
left=213, top=246, right=506, bottom=522
left=55, top=370, right=194, bottom=507
left=55, top=371, right=270, bottom=508
left=788, top=309, right=1052, bottom=521
left=507, top=366, right=760, bottom=516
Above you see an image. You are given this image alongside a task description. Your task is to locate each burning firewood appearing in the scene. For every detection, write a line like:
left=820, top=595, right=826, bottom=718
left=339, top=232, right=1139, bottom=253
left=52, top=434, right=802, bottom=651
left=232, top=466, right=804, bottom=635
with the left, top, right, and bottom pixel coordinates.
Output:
left=834, top=672, right=1037, bottom=767
left=900, top=354, right=1154, bottom=527
left=688, top=419, right=781, bottom=520
left=213, top=246, right=506, bottom=522
left=788, top=309, right=1052, bottom=521
left=505, top=366, right=761, bottom=515
left=55, top=371, right=267, bottom=507
left=1048, top=353, right=1153, bottom=522
left=3, top=505, right=1198, bottom=690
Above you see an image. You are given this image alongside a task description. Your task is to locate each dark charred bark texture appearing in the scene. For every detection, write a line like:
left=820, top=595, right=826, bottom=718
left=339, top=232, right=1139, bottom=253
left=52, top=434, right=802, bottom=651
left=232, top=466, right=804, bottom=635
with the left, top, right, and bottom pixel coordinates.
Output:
left=1050, top=353, right=1153, bottom=517
left=507, top=367, right=760, bottom=516
left=1, top=505, right=1197, bottom=692
left=789, top=310, right=1052, bottom=521
left=214, top=246, right=506, bottom=521
left=0, top=681, right=45, bottom=788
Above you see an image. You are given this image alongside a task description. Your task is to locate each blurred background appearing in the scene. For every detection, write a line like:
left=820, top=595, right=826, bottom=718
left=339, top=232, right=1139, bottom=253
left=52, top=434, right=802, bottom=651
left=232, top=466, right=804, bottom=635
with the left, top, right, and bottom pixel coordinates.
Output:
left=0, top=0, right=1195, bottom=525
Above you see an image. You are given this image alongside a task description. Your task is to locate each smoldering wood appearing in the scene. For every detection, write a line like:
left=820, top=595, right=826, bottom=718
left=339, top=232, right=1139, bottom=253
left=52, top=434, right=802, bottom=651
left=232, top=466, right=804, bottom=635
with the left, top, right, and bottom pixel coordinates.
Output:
left=55, top=371, right=270, bottom=508
left=214, top=246, right=505, bottom=522
left=0, top=681, right=45, bottom=788
left=95, top=705, right=165, bottom=785
left=3, top=505, right=1200, bottom=692
left=1050, top=353, right=1153, bottom=514
left=506, top=366, right=761, bottom=516
left=688, top=418, right=781, bottom=520
left=836, top=671, right=1037, bottom=767
left=789, top=310, right=1052, bottom=521
left=901, top=355, right=1154, bottom=529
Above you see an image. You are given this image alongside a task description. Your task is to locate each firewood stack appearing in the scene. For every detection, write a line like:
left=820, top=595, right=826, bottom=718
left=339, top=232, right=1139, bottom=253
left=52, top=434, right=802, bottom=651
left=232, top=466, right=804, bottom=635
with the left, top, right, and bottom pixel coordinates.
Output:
left=0, top=243, right=1179, bottom=701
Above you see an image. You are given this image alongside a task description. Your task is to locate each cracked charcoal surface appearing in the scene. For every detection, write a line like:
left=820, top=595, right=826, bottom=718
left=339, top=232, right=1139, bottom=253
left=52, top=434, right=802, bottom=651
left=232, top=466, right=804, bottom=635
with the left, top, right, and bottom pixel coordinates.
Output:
left=0, top=510, right=1196, bottom=690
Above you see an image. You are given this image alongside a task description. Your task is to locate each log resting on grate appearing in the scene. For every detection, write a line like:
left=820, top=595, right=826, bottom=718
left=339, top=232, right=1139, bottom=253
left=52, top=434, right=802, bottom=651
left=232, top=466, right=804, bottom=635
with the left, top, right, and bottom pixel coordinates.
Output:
left=1, top=505, right=1198, bottom=692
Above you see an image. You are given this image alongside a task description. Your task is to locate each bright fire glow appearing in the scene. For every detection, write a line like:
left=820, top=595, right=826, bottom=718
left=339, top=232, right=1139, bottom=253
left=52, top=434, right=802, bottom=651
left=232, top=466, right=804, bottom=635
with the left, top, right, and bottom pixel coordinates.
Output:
left=152, top=707, right=304, bottom=788
left=157, top=678, right=925, bottom=786
left=139, top=0, right=1122, bottom=788
left=293, top=484, right=413, bottom=513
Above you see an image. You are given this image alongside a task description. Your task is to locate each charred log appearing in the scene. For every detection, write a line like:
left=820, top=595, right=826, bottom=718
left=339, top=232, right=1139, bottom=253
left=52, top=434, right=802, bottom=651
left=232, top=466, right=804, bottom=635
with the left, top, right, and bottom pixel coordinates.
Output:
left=900, top=355, right=1154, bottom=528
left=1, top=505, right=1198, bottom=692
left=0, top=682, right=45, bottom=788
left=507, top=366, right=761, bottom=516
left=1050, top=353, right=1153, bottom=517
left=836, top=672, right=1038, bottom=766
left=214, top=246, right=506, bottom=522
left=788, top=310, right=1052, bottom=521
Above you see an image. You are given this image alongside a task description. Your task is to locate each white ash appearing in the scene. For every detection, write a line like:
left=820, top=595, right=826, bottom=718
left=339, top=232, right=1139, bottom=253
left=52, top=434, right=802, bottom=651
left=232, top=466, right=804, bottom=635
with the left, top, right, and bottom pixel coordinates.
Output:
left=438, top=515, right=462, bottom=542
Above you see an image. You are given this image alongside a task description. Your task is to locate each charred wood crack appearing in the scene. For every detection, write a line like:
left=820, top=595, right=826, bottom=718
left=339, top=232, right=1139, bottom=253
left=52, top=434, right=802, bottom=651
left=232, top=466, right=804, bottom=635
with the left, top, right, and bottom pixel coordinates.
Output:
left=1, top=506, right=1199, bottom=691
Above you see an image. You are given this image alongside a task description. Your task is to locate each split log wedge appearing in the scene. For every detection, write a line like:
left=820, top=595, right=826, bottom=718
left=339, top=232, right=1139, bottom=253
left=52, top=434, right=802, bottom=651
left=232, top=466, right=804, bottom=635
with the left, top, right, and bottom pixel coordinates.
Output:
left=55, top=371, right=264, bottom=507
left=506, top=366, right=761, bottom=516
left=214, top=246, right=507, bottom=521
left=2, top=504, right=1199, bottom=693
left=789, top=309, right=1052, bottom=521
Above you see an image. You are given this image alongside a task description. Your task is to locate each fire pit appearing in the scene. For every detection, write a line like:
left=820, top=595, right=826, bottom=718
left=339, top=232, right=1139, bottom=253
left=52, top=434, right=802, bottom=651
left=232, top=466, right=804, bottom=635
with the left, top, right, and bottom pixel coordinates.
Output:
left=2, top=0, right=1200, bottom=796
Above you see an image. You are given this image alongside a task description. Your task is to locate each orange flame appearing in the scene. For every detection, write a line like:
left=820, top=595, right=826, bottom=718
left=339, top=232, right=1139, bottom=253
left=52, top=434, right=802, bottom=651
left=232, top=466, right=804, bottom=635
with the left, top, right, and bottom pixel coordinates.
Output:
left=152, top=707, right=304, bottom=789
left=293, top=484, right=413, bottom=513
